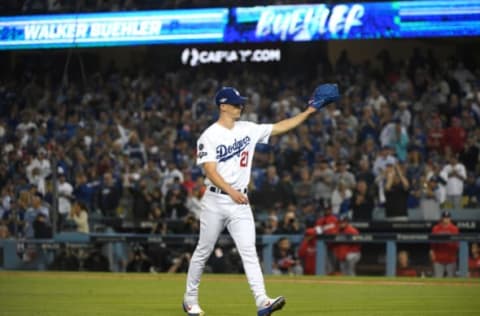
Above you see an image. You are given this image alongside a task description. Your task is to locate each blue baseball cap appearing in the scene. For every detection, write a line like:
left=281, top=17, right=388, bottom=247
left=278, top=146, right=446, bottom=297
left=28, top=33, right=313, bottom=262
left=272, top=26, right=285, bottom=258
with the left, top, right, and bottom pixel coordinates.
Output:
left=215, top=87, right=247, bottom=106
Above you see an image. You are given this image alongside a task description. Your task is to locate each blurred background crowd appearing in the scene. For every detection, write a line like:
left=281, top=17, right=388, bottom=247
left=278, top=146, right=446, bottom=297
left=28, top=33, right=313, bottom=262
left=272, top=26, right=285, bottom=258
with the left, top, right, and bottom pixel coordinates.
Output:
left=0, top=1, right=479, bottom=276
left=1, top=46, right=479, bottom=240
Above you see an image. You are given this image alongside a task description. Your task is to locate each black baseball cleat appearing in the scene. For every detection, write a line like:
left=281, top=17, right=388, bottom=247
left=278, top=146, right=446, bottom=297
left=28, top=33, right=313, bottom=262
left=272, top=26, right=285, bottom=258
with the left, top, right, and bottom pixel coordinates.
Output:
left=257, top=296, right=286, bottom=316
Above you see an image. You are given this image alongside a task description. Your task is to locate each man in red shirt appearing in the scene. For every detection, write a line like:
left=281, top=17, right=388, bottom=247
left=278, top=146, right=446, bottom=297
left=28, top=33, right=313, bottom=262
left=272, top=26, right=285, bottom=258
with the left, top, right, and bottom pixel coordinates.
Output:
left=443, top=117, right=467, bottom=154
left=334, top=215, right=361, bottom=276
left=298, top=228, right=317, bottom=275
left=430, top=211, right=459, bottom=277
left=426, top=116, right=445, bottom=154
left=298, top=207, right=338, bottom=275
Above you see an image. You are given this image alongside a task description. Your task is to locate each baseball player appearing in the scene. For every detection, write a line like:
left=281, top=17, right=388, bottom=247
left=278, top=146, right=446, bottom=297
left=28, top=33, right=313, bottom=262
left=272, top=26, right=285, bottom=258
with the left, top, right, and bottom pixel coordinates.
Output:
left=183, top=85, right=336, bottom=316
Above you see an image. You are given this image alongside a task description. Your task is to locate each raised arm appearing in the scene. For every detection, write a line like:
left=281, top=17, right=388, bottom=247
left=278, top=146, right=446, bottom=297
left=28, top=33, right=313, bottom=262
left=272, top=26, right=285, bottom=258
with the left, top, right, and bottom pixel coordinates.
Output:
left=271, top=106, right=316, bottom=136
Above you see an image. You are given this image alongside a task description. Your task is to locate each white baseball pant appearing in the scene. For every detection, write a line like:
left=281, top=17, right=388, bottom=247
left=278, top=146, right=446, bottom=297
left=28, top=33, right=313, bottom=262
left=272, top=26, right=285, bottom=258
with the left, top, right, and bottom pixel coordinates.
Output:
left=185, top=191, right=267, bottom=305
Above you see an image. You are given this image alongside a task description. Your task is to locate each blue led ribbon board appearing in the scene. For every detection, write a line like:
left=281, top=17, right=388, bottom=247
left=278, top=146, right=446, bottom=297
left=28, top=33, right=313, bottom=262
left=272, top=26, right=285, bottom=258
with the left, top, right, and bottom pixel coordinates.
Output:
left=0, top=1, right=479, bottom=50
left=229, top=0, right=480, bottom=41
left=0, top=8, right=229, bottom=49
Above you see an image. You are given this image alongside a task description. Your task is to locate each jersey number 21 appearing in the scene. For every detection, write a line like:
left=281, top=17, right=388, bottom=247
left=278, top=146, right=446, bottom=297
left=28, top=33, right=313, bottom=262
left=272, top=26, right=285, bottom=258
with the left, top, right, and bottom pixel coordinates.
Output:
left=240, top=151, right=249, bottom=167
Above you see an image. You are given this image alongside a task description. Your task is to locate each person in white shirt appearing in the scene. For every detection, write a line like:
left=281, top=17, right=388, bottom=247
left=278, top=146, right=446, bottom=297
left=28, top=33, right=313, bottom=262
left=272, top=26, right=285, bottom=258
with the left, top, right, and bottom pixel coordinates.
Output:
left=366, top=85, right=387, bottom=114
left=26, top=148, right=51, bottom=196
left=440, top=155, right=467, bottom=211
left=161, top=160, right=184, bottom=196
left=57, top=169, right=73, bottom=224
left=373, top=145, right=397, bottom=177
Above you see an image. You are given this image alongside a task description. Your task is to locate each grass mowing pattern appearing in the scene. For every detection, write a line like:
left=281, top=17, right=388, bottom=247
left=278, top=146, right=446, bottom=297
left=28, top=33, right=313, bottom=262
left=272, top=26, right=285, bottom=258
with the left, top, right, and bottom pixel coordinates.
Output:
left=0, top=272, right=479, bottom=316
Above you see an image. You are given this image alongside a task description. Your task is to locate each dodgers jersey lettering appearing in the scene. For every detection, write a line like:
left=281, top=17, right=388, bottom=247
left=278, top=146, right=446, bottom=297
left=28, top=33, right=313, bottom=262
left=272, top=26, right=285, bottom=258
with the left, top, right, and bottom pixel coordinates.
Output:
left=197, top=121, right=273, bottom=189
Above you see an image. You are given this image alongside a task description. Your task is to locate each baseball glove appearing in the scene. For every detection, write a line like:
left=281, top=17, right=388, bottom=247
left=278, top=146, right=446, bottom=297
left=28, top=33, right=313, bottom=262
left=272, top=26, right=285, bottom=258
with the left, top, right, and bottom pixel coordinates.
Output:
left=309, top=83, right=340, bottom=110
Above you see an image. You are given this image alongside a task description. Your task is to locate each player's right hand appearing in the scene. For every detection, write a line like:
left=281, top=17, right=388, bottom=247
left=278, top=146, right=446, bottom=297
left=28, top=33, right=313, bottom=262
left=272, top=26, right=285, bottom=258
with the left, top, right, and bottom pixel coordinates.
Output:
left=229, top=190, right=249, bottom=204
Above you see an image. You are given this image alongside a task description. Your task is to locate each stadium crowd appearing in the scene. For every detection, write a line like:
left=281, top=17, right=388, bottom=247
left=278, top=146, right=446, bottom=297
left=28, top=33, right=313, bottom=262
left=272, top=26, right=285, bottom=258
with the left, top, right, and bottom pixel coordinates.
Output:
left=0, top=46, right=479, bottom=274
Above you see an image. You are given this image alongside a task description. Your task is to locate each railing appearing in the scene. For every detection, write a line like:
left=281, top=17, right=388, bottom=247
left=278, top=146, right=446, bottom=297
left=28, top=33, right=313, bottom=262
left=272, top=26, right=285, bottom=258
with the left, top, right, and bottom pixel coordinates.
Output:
left=291, top=233, right=479, bottom=278
left=1, top=232, right=479, bottom=277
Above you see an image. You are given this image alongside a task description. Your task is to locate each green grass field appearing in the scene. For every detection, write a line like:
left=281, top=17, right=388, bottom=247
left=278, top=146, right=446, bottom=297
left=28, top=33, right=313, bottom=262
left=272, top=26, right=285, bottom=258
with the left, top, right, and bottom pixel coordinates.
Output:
left=1, top=272, right=479, bottom=316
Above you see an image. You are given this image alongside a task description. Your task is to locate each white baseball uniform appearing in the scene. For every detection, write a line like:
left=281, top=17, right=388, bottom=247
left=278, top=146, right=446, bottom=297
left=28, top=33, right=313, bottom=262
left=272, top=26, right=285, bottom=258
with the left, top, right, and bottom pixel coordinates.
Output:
left=185, top=120, right=273, bottom=307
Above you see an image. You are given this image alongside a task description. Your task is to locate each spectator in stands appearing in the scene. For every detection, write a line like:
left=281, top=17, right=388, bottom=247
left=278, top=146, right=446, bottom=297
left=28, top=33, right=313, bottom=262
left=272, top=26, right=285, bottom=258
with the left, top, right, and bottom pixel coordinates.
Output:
left=22, top=192, right=38, bottom=238
left=0, top=223, right=10, bottom=239
left=405, top=146, right=424, bottom=189
left=294, top=167, right=314, bottom=207
left=460, top=135, right=479, bottom=175
left=161, top=160, right=184, bottom=196
left=355, top=158, right=375, bottom=189
left=393, top=100, right=412, bottom=129
left=430, top=211, right=459, bottom=278
left=130, top=178, right=153, bottom=221
left=444, top=117, right=467, bottom=155
left=396, top=250, right=417, bottom=277
left=164, top=179, right=189, bottom=220
left=262, top=213, right=280, bottom=235
left=358, top=106, right=380, bottom=145
left=351, top=180, right=375, bottom=221
left=57, top=169, right=73, bottom=227
left=67, top=199, right=89, bottom=233
left=28, top=193, right=50, bottom=220
left=312, top=158, right=335, bottom=208
left=253, top=165, right=283, bottom=210
left=426, top=115, right=445, bottom=154
left=410, top=127, right=427, bottom=159
left=378, top=103, right=393, bottom=131
left=185, top=184, right=203, bottom=220
left=25, top=148, right=50, bottom=196
left=373, top=145, right=397, bottom=177
left=416, top=175, right=442, bottom=221
left=279, top=207, right=301, bottom=235
left=272, top=237, right=303, bottom=275
left=384, top=162, right=410, bottom=220
left=331, top=180, right=352, bottom=216
left=334, top=215, right=361, bottom=276
left=73, top=172, right=97, bottom=212
left=276, top=171, right=297, bottom=207
left=2, top=198, right=25, bottom=238
left=469, top=242, right=480, bottom=278
left=334, top=160, right=356, bottom=190
left=357, top=136, right=378, bottom=165
left=389, top=119, right=409, bottom=162
left=366, top=84, right=387, bottom=114
left=440, top=154, right=467, bottom=211
left=464, top=173, right=480, bottom=208
left=95, top=171, right=122, bottom=217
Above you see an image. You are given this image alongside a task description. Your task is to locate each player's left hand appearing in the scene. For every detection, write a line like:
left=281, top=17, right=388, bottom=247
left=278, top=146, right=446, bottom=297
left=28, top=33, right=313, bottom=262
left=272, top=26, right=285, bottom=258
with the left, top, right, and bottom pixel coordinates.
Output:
left=229, top=190, right=249, bottom=204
